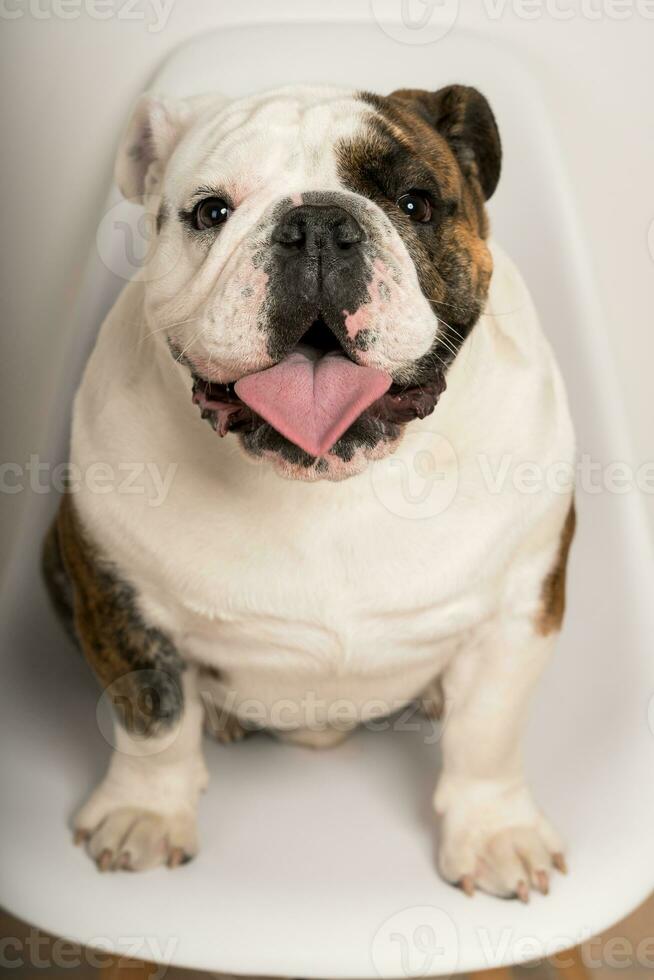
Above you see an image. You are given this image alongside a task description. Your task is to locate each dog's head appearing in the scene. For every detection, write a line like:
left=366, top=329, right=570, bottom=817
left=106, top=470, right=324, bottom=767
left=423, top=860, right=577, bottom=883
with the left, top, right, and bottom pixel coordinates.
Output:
left=116, top=83, right=500, bottom=480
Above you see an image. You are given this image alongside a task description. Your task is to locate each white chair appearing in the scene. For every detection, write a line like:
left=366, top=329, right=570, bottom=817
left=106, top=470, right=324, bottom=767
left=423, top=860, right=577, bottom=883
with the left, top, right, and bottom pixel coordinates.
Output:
left=2, top=17, right=653, bottom=980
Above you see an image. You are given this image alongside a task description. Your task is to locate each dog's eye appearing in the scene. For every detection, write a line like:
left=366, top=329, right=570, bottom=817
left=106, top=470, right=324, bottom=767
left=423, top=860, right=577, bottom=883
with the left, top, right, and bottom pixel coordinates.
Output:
left=193, top=197, right=232, bottom=230
left=397, top=191, right=432, bottom=223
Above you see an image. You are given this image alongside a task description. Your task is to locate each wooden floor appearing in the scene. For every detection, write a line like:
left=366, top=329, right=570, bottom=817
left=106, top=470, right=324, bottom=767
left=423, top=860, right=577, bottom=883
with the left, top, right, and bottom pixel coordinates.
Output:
left=1, top=893, right=652, bottom=978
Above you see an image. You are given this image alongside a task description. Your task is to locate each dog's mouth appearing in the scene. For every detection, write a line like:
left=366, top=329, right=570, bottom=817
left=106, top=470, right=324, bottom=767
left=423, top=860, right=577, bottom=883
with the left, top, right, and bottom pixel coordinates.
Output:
left=191, top=317, right=446, bottom=459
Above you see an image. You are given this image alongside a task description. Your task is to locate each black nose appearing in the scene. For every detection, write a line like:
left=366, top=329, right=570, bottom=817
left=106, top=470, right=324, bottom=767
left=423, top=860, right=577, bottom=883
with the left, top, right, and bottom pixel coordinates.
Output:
left=272, top=204, right=364, bottom=256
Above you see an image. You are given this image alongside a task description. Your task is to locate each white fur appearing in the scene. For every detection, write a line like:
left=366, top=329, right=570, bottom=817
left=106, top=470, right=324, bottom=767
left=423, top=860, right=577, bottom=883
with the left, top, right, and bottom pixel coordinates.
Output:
left=71, top=87, right=575, bottom=897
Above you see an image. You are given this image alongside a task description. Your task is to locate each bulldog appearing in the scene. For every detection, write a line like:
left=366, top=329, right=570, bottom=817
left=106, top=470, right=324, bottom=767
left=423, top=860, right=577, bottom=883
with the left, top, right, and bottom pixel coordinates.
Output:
left=43, top=83, right=575, bottom=900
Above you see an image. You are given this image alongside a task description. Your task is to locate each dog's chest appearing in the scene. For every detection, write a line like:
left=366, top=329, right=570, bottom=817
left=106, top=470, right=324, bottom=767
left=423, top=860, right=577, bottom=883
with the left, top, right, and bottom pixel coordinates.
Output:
left=157, top=539, right=485, bottom=718
left=129, top=465, right=503, bottom=706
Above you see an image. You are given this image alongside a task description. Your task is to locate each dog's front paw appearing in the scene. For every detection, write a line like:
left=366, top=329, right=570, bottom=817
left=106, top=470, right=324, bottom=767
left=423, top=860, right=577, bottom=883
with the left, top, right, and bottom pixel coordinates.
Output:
left=434, top=779, right=566, bottom=901
left=73, top=798, right=198, bottom=872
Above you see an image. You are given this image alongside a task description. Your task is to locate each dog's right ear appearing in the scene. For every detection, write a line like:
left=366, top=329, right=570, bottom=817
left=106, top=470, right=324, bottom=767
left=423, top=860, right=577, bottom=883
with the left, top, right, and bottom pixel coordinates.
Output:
left=115, top=93, right=225, bottom=203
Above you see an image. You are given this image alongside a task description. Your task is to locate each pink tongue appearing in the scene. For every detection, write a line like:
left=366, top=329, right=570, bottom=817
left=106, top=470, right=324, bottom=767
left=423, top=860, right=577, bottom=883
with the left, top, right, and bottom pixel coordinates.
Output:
left=234, top=346, right=392, bottom=457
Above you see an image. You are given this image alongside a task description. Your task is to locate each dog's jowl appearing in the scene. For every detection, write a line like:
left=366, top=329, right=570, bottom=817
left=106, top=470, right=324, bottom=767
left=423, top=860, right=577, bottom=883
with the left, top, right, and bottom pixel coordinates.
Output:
left=43, top=84, right=575, bottom=897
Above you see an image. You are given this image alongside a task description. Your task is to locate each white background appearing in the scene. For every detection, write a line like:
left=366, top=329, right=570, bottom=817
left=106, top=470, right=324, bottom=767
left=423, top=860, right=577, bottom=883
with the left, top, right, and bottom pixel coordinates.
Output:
left=1, top=0, right=653, bottom=574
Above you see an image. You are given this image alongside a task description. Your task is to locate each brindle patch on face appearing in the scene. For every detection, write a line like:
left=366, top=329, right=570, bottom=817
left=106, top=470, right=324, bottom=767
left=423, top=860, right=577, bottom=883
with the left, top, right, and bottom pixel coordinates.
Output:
left=42, top=495, right=184, bottom=733
left=336, top=87, right=498, bottom=381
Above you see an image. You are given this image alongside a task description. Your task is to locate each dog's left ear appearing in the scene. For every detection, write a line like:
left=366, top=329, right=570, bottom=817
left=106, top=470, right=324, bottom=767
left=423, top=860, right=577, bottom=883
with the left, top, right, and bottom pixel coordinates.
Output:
left=391, top=84, right=502, bottom=201
left=115, top=92, right=224, bottom=203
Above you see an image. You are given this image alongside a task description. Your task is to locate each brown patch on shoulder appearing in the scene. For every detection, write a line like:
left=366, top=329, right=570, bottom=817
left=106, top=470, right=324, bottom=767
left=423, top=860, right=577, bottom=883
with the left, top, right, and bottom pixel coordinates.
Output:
left=42, top=495, right=184, bottom=732
left=537, top=501, right=576, bottom=636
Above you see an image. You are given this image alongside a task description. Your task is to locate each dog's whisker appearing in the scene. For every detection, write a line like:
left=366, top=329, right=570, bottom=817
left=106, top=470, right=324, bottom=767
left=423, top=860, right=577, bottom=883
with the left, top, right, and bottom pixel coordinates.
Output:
left=427, top=295, right=523, bottom=321
left=438, top=319, right=467, bottom=344
left=137, top=321, right=203, bottom=356
left=437, top=330, right=460, bottom=354
left=174, top=329, right=204, bottom=363
left=435, top=325, right=460, bottom=359
left=139, top=316, right=201, bottom=345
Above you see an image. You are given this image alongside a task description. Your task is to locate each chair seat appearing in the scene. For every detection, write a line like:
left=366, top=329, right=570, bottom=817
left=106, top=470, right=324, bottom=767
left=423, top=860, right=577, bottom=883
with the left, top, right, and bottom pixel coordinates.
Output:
left=1, top=18, right=653, bottom=978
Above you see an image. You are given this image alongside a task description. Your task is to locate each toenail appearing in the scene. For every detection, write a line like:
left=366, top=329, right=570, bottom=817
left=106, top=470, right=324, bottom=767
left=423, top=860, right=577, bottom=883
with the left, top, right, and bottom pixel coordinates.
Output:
left=552, top=852, right=568, bottom=874
left=97, top=849, right=113, bottom=872
left=460, top=874, right=475, bottom=897
left=167, top=847, right=186, bottom=868
left=535, top=870, right=549, bottom=894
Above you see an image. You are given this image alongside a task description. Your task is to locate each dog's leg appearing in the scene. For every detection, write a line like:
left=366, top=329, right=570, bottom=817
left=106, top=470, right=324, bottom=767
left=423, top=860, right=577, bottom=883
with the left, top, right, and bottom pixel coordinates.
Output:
left=434, top=619, right=564, bottom=900
left=74, top=667, right=207, bottom=871
left=46, top=496, right=207, bottom=871
left=434, top=503, right=575, bottom=900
